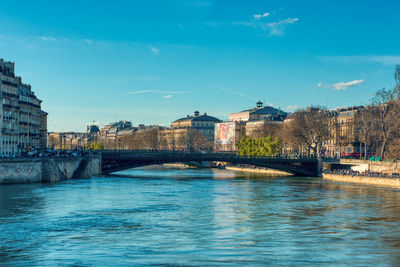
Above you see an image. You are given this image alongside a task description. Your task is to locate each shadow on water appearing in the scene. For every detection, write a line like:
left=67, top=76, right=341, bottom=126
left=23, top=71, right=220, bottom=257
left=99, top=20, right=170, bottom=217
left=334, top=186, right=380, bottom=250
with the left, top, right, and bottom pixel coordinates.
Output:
left=0, top=184, right=47, bottom=263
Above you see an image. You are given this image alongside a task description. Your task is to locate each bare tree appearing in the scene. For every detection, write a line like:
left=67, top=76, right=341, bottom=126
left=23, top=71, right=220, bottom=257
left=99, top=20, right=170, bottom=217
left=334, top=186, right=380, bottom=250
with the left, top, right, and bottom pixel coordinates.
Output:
left=354, top=106, right=377, bottom=160
left=371, top=87, right=400, bottom=158
left=251, top=121, right=282, bottom=139
left=141, top=127, right=160, bottom=150
left=288, top=107, right=337, bottom=157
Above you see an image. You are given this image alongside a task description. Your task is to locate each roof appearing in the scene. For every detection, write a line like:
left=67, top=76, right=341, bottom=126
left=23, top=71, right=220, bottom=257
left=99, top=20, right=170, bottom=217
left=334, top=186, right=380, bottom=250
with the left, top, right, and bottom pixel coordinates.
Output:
left=240, top=106, right=288, bottom=116
left=173, top=114, right=221, bottom=123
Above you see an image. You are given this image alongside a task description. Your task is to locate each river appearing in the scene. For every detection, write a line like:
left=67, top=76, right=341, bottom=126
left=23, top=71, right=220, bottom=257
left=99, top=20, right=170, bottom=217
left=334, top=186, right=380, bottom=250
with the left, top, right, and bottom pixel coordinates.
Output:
left=1, top=166, right=400, bottom=266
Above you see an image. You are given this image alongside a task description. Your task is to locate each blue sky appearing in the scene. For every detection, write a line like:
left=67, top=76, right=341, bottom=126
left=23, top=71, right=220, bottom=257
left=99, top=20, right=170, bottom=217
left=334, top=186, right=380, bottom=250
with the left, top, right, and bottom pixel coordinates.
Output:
left=1, top=0, right=399, bottom=131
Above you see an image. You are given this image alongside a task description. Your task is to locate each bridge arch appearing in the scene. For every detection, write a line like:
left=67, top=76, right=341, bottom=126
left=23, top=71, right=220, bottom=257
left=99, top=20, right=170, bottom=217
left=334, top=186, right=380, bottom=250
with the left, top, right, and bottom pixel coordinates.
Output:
left=101, top=150, right=321, bottom=177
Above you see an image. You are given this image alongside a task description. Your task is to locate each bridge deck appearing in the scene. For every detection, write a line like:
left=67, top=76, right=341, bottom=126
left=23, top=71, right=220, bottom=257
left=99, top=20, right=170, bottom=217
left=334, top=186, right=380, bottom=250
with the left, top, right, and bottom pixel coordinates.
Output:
left=101, top=150, right=321, bottom=177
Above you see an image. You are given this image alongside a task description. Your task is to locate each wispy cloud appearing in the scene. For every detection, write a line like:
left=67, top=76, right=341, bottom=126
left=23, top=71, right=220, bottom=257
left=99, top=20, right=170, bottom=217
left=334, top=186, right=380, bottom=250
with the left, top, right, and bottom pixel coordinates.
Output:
left=150, top=46, right=160, bottom=56
left=265, top=17, right=299, bottom=36
left=217, top=86, right=258, bottom=101
left=253, top=12, right=270, bottom=19
left=286, top=105, right=301, bottom=111
left=39, top=36, right=57, bottom=41
left=163, top=95, right=173, bottom=99
left=320, top=56, right=400, bottom=65
left=318, top=79, right=365, bottom=91
left=216, top=16, right=299, bottom=37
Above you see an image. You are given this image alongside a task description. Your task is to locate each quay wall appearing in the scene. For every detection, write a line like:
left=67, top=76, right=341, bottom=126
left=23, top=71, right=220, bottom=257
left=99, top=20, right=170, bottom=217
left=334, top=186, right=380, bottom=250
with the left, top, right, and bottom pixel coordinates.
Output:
left=322, top=173, right=400, bottom=188
left=339, top=159, right=400, bottom=175
left=0, top=155, right=101, bottom=184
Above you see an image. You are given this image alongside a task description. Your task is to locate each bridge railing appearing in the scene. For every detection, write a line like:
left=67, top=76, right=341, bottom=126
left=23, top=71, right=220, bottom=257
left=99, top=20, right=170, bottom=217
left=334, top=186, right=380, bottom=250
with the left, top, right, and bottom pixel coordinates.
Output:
left=101, top=150, right=320, bottom=161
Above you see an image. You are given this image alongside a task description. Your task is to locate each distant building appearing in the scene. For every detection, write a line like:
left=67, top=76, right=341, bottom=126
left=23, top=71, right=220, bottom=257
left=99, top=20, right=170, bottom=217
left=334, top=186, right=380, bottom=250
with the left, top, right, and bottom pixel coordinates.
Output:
left=159, top=111, right=221, bottom=151
left=99, top=120, right=133, bottom=146
left=171, top=111, right=221, bottom=141
left=214, top=121, right=245, bottom=151
left=215, top=101, right=288, bottom=151
left=40, top=111, right=48, bottom=149
left=229, top=101, right=287, bottom=123
left=0, top=58, right=47, bottom=155
left=335, top=106, right=369, bottom=157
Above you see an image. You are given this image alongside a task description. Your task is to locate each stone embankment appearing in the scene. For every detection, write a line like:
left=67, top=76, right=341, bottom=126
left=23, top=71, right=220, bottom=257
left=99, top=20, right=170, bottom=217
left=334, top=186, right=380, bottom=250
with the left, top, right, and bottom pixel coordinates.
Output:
left=0, top=155, right=101, bottom=184
left=338, top=159, right=400, bottom=175
left=322, top=173, right=400, bottom=188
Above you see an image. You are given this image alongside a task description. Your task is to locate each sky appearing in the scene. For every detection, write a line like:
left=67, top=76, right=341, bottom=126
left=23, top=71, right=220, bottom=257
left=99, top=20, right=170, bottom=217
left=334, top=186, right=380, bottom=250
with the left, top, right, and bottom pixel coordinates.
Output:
left=0, top=0, right=399, bottom=132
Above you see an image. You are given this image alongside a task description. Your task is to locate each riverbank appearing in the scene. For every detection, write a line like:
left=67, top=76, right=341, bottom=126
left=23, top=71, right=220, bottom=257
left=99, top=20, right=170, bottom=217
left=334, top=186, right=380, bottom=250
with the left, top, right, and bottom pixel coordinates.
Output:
left=322, top=173, right=400, bottom=188
left=0, top=155, right=101, bottom=184
left=225, top=166, right=292, bottom=176
left=163, top=163, right=191, bottom=168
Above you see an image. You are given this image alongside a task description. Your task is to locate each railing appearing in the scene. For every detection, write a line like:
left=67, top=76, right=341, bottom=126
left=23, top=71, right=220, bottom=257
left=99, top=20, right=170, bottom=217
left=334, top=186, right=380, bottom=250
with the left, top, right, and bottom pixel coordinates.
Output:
left=101, top=150, right=320, bottom=161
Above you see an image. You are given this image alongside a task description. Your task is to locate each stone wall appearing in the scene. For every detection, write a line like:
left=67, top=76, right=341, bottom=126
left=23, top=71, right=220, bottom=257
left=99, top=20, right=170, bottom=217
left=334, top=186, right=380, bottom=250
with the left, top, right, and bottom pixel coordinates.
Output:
left=0, top=155, right=101, bottom=184
left=0, top=159, right=42, bottom=184
left=323, top=173, right=400, bottom=188
left=340, top=159, right=400, bottom=175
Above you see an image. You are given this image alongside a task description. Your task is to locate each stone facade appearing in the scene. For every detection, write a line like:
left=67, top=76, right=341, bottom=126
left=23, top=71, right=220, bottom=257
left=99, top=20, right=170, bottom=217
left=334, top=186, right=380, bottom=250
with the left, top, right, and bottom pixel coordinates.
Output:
left=0, top=155, right=101, bottom=184
left=159, top=111, right=221, bottom=151
left=0, top=58, right=47, bottom=155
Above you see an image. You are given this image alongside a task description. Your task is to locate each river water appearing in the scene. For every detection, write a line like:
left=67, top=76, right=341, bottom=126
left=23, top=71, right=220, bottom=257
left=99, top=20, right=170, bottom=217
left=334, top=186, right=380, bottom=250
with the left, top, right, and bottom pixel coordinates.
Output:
left=1, top=166, right=400, bottom=266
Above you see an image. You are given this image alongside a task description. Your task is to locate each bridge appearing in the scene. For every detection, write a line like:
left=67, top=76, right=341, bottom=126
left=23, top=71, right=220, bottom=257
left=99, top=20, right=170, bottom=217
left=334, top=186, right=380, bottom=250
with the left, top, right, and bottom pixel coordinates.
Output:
left=101, top=150, right=321, bottom=177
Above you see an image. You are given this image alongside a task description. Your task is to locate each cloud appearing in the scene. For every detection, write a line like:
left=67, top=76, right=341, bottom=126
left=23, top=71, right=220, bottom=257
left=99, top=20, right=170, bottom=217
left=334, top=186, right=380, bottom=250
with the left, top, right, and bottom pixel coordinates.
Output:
left=320, top=55, right=400, bottom=65
left=286, top=105, right=301, bottom=111
left=227, top=17, right=299, bottom=36
left=150, top=46, right=160, bottom=56
left=84, top=39, right=93, bottom=44
left=163, top=95, right=173, bottom=98
left=253, top=12, right=270, bottom=19
left=217, top=86, right=258, bottom=101
left=265, top=18, right=299, bottom=36
left=39, top=36, right=57, bottom=41
left=318, top=79, right=365, bottom=91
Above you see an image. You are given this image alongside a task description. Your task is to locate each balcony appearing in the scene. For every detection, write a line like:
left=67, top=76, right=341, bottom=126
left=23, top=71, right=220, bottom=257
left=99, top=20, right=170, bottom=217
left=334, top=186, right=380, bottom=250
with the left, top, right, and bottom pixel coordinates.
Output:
left=2, top=128, right=17, bottom=135
left=2, top=92, right=19, bottom=99
left=1, top=80, right=18, bottom=87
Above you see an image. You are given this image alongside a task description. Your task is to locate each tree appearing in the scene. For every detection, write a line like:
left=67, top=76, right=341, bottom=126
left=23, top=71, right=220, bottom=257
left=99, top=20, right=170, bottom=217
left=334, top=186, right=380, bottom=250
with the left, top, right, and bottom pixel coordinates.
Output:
left=288, top=107, right=336, bottom=157
left=371, top=87, right=400, bottom=158
left=237, top=135, right=281, bottom=157
left=86, top=142, right=104, bottom=150
left=354, top=106, right=377, bottom=160
left=250, top=121, right=282, bottom=139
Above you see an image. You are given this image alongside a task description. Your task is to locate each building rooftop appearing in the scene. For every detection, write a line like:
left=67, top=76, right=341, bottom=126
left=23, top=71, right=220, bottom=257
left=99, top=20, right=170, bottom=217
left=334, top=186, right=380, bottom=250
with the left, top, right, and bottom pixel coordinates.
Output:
left=173, top=111, right=221, bottom=123
left=234, top=101, right=288, bottom=116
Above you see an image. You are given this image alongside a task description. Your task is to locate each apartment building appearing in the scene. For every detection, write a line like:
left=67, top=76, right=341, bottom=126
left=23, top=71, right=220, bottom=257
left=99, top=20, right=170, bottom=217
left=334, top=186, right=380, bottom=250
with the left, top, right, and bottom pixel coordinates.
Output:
left=0, top=58, right=47, bottom=155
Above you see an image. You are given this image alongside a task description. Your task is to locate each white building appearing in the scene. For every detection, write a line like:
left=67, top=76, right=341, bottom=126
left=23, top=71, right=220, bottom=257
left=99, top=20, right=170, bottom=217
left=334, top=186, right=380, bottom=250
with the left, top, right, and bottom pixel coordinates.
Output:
left=0, top=58, right=46, bottom=155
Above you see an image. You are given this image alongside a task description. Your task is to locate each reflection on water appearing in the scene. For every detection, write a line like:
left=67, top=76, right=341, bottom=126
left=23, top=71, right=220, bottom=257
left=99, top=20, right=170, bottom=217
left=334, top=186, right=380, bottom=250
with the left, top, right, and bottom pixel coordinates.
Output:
left=1, top=166, right=400, bottom=265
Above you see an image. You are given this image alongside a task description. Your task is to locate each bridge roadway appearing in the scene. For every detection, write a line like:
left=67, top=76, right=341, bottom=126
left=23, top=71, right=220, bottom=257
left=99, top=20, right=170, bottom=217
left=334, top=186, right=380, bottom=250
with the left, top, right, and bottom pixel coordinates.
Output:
left=101, top=150, right=321, bottom=177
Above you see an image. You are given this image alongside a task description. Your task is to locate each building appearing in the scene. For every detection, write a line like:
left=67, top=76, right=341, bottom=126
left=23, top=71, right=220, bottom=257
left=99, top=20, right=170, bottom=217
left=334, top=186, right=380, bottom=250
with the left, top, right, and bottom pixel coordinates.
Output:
left=335, top=106, right=366, bottom=157
left=159, top=111, right=221, bottom=151
left=214, top=121, right=245, bottom=151
left=0, top=58, right=47, bottom=155
left=171, top=111, right=221, bottom=141
left=229, top=101, right=287, bottom=123
left=40, top=111, right=48, bottom=149
left=214, top=102, right=288, bottom=151
left=98, top=121, right=133, bottom=147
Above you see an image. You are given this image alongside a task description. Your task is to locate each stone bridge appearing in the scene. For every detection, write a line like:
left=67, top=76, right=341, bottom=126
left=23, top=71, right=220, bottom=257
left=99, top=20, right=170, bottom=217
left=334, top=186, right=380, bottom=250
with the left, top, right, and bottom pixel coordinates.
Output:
left=101, top=150, right=321, bottom=177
